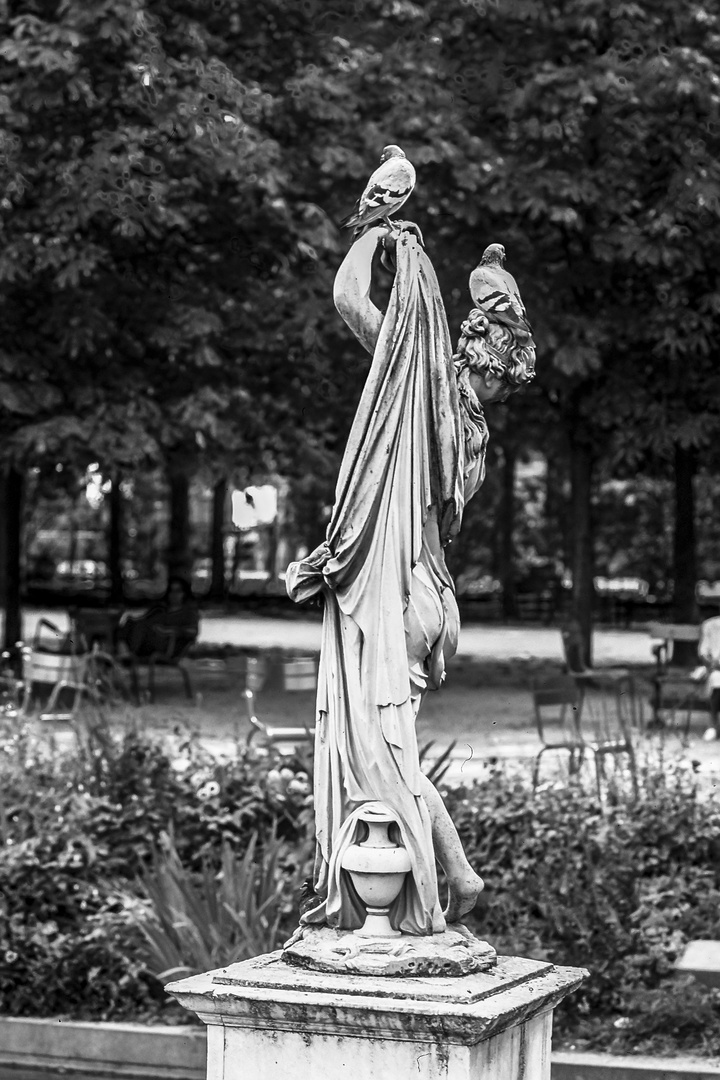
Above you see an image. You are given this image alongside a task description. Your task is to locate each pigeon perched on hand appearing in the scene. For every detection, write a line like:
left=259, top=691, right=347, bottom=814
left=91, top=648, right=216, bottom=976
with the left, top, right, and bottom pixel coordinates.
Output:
left=469, top=244, right=533, bottom=339
left=340, top=145, right=416, bottom=236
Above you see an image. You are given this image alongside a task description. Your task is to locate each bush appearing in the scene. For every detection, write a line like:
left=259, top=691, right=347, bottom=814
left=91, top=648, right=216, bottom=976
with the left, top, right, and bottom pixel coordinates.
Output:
left=1, top=715, right=720, bottom=1056
left=0, top=714, right=313, bottom=1021
left=444, top=756, right=720, bottom=1055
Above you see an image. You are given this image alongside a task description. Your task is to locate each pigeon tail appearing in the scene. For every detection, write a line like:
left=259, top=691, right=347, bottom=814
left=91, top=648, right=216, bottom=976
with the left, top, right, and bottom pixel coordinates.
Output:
left=339, top=206, right=362, bottom=229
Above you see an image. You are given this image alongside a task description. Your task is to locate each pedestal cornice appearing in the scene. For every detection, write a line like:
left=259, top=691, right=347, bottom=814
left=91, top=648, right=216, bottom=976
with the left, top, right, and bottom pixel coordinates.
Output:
left=167, top=952, right=588, bottom=1047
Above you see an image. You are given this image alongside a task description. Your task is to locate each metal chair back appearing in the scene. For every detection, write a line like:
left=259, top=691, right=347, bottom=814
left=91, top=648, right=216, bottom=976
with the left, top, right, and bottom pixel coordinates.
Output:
left=560, top=621, right=587, bottom=675
left=532, top=675, right=638, bottom=801
left=240, top=652, right=316, bottom=752
left=531, top=676, right=584, bottom=789
left=532, top=676, right=584, bottom=747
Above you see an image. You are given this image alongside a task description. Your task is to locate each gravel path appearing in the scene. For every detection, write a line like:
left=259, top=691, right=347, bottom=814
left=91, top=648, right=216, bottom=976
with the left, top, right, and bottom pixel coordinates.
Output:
left=12, top=609, right=719, bottom=783
left=13, top=607, right=658, bottom=665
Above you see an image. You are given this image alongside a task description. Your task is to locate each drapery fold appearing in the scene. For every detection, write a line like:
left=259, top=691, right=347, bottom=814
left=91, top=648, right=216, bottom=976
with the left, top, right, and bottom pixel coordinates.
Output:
left=323, top=232, right=464, bottom=708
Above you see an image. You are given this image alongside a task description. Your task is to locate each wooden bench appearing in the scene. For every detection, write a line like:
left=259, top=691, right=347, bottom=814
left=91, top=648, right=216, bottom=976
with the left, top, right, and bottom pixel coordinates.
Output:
left=647, top=622, right=707, bottom=727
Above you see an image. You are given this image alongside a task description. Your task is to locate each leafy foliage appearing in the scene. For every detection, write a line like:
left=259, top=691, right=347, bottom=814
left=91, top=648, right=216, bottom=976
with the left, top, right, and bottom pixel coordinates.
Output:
left=0, top=713, right=311, bottom=1019
left=2, top=715, right=720, bottom=1054
left=0, top=0, right=351, bottom=481
left=3, top=0, right=720, bottom=637
left=129, top=831, right=303, bottom=983
left=4, top=0, right=720, bottom=471
left=447, top=757, right=720, bottom=1054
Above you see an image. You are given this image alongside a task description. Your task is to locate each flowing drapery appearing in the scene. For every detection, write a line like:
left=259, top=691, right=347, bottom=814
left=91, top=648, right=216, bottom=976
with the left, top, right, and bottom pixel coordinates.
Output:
left=286, top=230, right=479, bottom=934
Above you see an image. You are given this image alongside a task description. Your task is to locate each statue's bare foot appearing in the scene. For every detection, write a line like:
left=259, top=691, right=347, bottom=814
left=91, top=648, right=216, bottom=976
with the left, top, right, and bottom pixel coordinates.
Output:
left=444, top=868, right=484, bottom=923
left=283, top=924, right=307, bottom=949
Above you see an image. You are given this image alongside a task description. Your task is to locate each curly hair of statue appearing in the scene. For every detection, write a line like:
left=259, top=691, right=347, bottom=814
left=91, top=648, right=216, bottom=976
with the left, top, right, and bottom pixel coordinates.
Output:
left=452, top=307, right=535, bottom=390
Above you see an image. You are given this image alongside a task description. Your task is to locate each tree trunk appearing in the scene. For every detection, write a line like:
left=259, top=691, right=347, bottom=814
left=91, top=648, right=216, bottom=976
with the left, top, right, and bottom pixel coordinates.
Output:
left=168, top=466, right=192, bottom=581
left=209, top=477, right=227, bottom=601
left=569, top=437, right=594, bottom=668
left=229, top=534, right=243, bottom=596
left=67, top=517, right=78, bottom=571
left=108, top=471, right=124, bottom=604
left=545, top=448, right=571, bottom=577
left=672, top=444, right=698, bottom=660
left=2, top=466, right=23, bottom=653
left=498, top=442, right=517, bottom=619
left=0, top=474, right=6, bottom=608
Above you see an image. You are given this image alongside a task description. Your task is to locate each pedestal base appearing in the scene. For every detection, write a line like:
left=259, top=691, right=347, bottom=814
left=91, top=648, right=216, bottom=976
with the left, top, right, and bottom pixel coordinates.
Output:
left=167, top=950, right=587, bottom=1080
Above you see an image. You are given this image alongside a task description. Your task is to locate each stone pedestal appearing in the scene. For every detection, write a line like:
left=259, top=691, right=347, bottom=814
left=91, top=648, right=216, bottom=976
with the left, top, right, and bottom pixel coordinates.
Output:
left=167, top=950, right=587, bottom=1080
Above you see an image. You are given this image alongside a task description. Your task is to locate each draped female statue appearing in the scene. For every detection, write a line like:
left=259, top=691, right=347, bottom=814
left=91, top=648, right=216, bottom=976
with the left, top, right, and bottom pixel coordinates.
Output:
left=286, top=222, right=535, bottom=945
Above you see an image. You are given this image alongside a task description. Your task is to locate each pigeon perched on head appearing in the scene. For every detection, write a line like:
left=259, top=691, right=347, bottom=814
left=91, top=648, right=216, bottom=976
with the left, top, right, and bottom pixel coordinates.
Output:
left=469, top=244, right=533, bottom=337
left=340, top=145, right=416, bottom=236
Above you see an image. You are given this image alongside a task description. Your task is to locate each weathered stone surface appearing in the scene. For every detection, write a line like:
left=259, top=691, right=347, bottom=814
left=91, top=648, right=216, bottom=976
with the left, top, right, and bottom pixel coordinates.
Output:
left=211, top=950, right=550, bottom=1006
left=168, top=951, right=588, bottom=1045
left=167, top=953, right=588, bottom=1079
left=170, top=954, right=591, bottom=1080
left=281, top=923, right=497, bottom=977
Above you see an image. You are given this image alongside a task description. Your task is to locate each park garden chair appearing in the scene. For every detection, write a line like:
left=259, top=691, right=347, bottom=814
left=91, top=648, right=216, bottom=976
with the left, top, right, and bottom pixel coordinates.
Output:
left=531, top=676, right=585, bottom=789
left=560, top=620, right=642, bottom=730
left=68, top=606, right=124, bottom=654
left=239, top=652, right=316, bottom=753
left=532, top=675, right=638, bottom=800
left=19, top=617, right=125, bottom=721
left=121, top=627, right=197, bottom=705
left=647, top=621, right=709, bottom=734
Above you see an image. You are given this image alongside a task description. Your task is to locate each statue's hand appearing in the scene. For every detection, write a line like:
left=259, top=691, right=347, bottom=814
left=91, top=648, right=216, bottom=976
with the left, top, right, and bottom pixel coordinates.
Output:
left=392, top=220, right=425, bottom=247
left=286, top=542, right=331, bottom=603
left=380, top=221, right=424, bottom=272
left=304, top=540, right=331, bottom=570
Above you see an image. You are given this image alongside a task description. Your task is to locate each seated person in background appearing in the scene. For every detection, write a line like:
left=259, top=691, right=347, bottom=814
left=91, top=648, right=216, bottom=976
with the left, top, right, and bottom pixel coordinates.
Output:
left=695, top=616, right=720, bottom=741
left=119, top=576, right=200, bottom=658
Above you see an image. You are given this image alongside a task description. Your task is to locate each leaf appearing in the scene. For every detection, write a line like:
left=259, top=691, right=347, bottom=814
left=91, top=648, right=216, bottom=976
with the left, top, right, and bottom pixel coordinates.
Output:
left=0, top=380, right=63, bottom=416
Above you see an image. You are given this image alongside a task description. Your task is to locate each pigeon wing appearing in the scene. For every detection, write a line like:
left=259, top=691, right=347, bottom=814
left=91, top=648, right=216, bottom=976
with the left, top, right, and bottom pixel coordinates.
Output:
left=469, top=264, right=532, bottom=333
left=340, top=158, right=416, bottom=229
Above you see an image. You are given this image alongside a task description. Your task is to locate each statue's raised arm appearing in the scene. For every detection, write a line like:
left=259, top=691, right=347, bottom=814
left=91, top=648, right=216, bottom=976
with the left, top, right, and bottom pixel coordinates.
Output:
left=332, top=225, right=388, bottom=355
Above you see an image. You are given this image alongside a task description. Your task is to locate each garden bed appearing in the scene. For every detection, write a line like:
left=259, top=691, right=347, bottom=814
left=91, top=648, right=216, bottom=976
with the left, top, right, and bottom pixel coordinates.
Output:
left=1, top=713, right=720, bottom=1058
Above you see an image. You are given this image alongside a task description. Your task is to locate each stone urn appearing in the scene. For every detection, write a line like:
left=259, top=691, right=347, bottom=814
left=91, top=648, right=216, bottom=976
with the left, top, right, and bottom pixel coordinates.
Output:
left=340, top=804, right=411, bottom=937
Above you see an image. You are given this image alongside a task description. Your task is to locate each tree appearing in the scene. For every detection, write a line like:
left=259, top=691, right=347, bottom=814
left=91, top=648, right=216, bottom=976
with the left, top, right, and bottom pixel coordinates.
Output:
left=415, top=0, right=720, bottom=653
left=0, top=0, right=350, bottom=620
left=108, top=470, right=124, bottom=604
left=271, top=0, right=720, bottom=653
left=208, top=476, right=228, bottom=603
left=3, top=0, right=720, bottom=652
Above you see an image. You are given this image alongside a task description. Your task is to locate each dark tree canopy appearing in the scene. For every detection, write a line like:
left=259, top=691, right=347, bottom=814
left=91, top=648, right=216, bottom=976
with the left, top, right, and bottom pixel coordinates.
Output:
left=1, top=0, right=719, bottom=642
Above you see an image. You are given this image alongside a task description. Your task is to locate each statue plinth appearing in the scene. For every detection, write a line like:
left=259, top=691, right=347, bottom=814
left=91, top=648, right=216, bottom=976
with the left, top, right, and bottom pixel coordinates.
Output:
left=167, top=951, right=587, bottom=1080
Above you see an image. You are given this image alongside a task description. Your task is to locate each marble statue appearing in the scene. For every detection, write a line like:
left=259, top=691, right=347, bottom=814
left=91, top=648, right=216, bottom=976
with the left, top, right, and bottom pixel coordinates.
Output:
left=285, top=219, right=535, bottom=961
